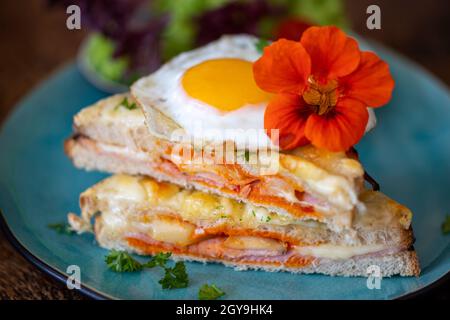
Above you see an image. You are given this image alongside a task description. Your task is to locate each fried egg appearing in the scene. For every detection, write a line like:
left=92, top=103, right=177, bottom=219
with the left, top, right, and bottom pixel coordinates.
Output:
left=132, top=35, right=376, bottom=150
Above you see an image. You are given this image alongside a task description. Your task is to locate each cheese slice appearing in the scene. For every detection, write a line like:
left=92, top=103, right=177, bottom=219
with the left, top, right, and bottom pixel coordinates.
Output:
left=148, top=216, right=197, bottom=246
left=223, top=236, right=286, bottom=253
left=93, top=174, right=148, bottom=202
left=294, top=244, right=386, bottom=260
left=280, top=154, right=360, bottom=212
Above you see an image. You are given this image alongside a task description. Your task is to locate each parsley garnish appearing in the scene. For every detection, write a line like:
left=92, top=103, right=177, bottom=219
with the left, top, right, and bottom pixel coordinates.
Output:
left=159, top=261, right=189, bottom=289
left=105, top=250, right=143, bottom=272
left=255, top=38, right=270, bottom=54
left=442, top=215, right=450, bottom=234
left=104, top=251, right=188, bottom=289
left=244, top=150, right=250, bottom=162
left=251, top=210, right=256, bottom=217
left=48, top=222, right=75, bottom=235
left=198, top=284, right=225, bottom=300
left=265, top=216, right=272, bottom=222
left=115, top=97, right=137, bottom=111
left=144, top=252, right=172, bottom=268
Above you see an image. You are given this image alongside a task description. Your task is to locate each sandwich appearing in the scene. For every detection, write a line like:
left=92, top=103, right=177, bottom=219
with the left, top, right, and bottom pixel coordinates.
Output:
left=68, top=174, right=418, bottom=276
left=65, top=29, right=420, bottom=277
left=65, top=93, right=367, bottom=232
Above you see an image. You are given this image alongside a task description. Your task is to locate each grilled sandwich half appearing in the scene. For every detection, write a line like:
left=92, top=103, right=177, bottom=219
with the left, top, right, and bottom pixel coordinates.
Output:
left=68, top=174, right=419, bottom=276
left=66, top=94, right=374, bottom=232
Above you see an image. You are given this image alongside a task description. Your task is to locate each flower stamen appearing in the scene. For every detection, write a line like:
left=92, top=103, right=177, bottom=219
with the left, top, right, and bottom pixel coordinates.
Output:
left=303, top=77, right=338, bottom=115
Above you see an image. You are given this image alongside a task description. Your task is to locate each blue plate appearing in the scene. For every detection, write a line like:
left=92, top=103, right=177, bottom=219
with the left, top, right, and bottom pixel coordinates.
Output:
left=0, top=42, right=449, bottom=300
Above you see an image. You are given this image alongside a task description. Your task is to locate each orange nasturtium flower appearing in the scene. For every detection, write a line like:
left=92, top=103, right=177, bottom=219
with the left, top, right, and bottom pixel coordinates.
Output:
left=253, top=26, right=394, bottom=152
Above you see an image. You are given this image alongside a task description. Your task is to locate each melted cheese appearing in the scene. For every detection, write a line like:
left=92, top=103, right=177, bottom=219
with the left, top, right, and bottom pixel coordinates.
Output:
left=290, top=144, right=364, bottom=178
left=148, top=216, right=197, bottom=246
left=294, top=244, right=386, bottom=260
left=92, top=175, right=304, bottom=227
left=223, top=236, right=286, bottom=253
left=74, top=94, right=145, bottom=132
left=99, top=94, right=145, bottom=126
left=280, top=154, right=360, bottom=212
left=81, top=175, right=409, bottom=240
left=93, top=174, right=148, bottom=202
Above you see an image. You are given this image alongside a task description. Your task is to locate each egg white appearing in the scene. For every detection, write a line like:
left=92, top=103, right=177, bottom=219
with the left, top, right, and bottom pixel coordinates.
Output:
left=132, top=35, right=376, bottom=150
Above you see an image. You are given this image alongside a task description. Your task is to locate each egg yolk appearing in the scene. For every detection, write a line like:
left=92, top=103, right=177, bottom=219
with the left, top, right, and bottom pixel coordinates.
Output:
left=181, top=58, right=272, bottom=112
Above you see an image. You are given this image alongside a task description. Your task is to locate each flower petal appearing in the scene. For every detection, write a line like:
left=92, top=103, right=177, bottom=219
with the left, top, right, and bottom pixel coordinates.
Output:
left=253, top=39, right=311, bottom=95
left=305, top=98, right=368, bottom=152
left=264, top=94, right=311, bottom=150
left=300, top=26, right=360, bottom=81
left=340, top=51, right=395, bottom=107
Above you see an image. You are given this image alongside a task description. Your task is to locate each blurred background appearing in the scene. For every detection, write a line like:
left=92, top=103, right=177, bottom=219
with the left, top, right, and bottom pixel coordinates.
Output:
left=0, top=0, right=448, bottom=299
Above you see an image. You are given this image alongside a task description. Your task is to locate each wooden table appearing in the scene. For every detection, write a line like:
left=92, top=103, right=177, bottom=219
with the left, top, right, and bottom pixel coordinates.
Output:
left=0, top=0, right=448, bottom=300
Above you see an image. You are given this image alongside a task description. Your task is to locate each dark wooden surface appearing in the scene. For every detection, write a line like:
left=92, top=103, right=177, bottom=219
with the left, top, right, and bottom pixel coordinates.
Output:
left=0, top=0, right=448, bottom=300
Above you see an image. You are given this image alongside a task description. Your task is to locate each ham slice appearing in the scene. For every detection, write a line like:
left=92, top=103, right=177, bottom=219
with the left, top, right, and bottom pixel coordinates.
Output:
left=126, top=235, right=313, bottom=267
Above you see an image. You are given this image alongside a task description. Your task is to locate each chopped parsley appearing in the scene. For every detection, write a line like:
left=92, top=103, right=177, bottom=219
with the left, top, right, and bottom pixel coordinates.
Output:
left=144, top=252, right=172, bottom=268
left=48, top=222, right=75, bottom=235
left=105, top=250, right=143, bottom=272
left=244, top=150, right=250, bottom=162
left=198, top=283, right=225, bottom=300
left=255, top=38, right=270, bottom=54
left=115, top=97, right=137, bottom=111
left=265, top=216, right=272, bottom=222
left=159, top=261, right=189, bottom=289
left=442, top=215, right=450, bottom=234
left=104, top=251, right=188, bottom=289
left=251, top=210, right=256, bottom=217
